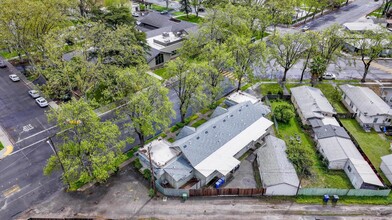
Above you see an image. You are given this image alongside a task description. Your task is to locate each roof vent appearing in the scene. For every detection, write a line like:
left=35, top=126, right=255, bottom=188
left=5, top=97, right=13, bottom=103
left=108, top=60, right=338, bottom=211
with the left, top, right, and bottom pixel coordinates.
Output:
left=205, top=131, right=208, bottom=134
left=223, top=119, right=226, bottom=122
left=230, top=114, right=234, bottom=117
left=184, top=145, right=187, bottom=148
left=162, top=32, right=169, bottom=38
left=213, top=126, right=216, bottom=128
left=196, top=136, right=200, bottom=140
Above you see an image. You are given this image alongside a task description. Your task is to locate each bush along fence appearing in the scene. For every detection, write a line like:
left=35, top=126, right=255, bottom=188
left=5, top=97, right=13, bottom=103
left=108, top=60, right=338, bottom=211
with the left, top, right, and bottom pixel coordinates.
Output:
left=298, top=188, right=391, bottom=197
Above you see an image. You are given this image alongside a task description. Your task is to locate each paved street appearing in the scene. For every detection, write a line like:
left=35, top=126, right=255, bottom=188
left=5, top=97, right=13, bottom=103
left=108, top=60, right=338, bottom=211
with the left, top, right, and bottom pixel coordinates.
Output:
left=20, top=163, right=392, bottom=220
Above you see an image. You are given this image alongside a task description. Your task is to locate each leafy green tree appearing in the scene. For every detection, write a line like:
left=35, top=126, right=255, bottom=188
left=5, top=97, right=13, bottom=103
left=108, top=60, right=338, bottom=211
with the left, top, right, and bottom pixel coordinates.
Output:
left=269, top=33, right=308, bottom=82
left=180, top=0, right=192, bottom=17
left=167, top=58, right=207, bottom=123
left=273, top=102, right=295, bottom=124
left=309, top=55, right=327, bottom=86
left=44, top=99, right=126, bottom=189
left=40, top=23, right=147, bottom=102
left=318, top=24, right=344, bottom=66
left=119, top=80, right=174, bottom=147
left=190, top=0, right=202, bottom=17
left=91, top=6, right=136, bottom=28
left=349, top=31, right=391, bottom=82
left=300, top=31, right=319, bottom=82
left=0, top=0, right=75, bottom=63
left=229, top=36, right=267, bottom=90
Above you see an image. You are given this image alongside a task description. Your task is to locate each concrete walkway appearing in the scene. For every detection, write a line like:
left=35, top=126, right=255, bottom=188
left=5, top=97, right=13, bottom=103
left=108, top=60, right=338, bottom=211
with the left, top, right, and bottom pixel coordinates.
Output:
left=0, top=125, right=13, bottom=159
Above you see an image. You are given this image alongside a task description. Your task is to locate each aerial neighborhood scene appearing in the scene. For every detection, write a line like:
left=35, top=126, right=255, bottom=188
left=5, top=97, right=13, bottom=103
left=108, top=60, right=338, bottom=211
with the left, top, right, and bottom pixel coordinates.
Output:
left=1, top=0, right=392, bottom=219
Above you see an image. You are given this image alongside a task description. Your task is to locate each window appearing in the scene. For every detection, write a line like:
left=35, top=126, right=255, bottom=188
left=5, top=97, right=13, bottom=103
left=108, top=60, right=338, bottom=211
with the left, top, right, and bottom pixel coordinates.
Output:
left=155, top=53, right=164, bottom=65
left=373, top=118, right=378, bottom=123
left=171, top=50, right=177, bottom=56
left=347, top=165, right=352, bottom=172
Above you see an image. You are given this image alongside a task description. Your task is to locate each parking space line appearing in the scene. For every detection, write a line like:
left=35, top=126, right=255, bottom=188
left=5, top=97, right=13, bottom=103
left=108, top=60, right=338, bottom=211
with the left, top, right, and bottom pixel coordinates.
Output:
left=16, top=125, right=57, bottom=144
left=2, top=185, right=20, bottom=198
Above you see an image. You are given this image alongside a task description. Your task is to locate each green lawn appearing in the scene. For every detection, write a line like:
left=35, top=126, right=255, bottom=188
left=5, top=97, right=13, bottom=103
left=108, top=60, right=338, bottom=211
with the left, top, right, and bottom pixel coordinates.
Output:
left=297, top=193, right=392, bottom=205
left=285, top=82, right=311, bottom=92
left=150, top=4, right=172, bottom=12
left=272, top=100, right=352, bottom=189
left=260, top=83, right=283, bottom=96
left=192, top=118, right=207, bottom=128
left=176, top=15, right=204, bottom=24
left=340, top=118, right=391, bottom=184
left=172, top=11, right=185, bottom=16
left=314, top=83, right=348, bottom=113
left=0, top=50, right=18, bottom=59
left=153, top=67, right=170, bottom=79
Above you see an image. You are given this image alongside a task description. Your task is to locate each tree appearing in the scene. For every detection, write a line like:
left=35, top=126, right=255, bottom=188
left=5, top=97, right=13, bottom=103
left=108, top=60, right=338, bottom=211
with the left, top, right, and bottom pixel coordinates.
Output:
left=190, top=0, right=202, bottom=17
left=350, top=31, right=391, bottom=82
left=300, top=31, right=319, bottom=82
left=180, top=0, right=192, bottom=17
left=273, top=102, right=295, bottom=124
left=0, top=0, right=75, bottom=63
left=44, top=99, right=126, bottom=189
left=199, top=42, right=233, bottom=104
left=269, top=33, right=308, bottom=82
left=40, top=23, right=147, bottom=101
left=91, top=6, right=136, bottom=28
left=309, top=55, right=327, bottom=86
left=119, top=80, right=175, bottom=147
left=318, top=24, right=344, bottom=66
left=229, top=36, right=267, bottom=90
left=167, top=58, right=206, bottom=123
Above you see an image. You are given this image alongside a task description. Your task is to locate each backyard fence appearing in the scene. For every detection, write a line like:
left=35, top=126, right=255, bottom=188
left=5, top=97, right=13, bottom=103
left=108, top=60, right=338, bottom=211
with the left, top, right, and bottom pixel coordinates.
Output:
left=335, top=113, right=356, bottom=119
left=189, top=188, right=265, bottom=197
left=298, top=188, right=391, bottom=197
left=155, top=180, right=189, bottom=197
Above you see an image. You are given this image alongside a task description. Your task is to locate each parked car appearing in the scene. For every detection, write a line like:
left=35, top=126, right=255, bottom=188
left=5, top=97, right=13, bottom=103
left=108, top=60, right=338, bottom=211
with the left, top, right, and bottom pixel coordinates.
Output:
left=301, top=25, right=310, bottom=32
left=35, top=97, right=49, bottom=108
left=9, top=74, right=20, bottom=82
left=160, top=10, right=168, bottom=15
left=321, top=72, right=336, bottom=80
left=0, top=60, right=7, bottom=68
left=28, top=90, right=40, bottom=99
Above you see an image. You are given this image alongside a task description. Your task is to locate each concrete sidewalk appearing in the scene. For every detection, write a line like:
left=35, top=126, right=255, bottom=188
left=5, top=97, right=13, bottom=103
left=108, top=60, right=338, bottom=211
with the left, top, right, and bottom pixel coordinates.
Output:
left=0, top=125, right=14, bottom=159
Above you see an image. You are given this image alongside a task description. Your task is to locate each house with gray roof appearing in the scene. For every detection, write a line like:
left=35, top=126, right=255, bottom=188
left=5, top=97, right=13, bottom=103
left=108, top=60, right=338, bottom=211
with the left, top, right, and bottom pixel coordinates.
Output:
left=380, top=154, right=392, bottom=183
left=256, top=136, right=300, bottom=195
left=172, top=101, right=273, bottom=187
left=137, top=12, right=198, bottom=69
left=139, top=101, right=273, bottom=189
left=344, top=158, right=384, bottom=189
left=290, top=86, right=337, bottom=126
left=340, top=84, right=392, bottom=130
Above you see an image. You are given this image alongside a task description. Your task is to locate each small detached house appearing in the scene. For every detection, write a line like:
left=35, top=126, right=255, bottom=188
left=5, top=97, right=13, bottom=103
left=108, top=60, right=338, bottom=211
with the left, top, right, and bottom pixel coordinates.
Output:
left=340, top=84, right=392, bottom=131
left=137, top=12, right=198, bottom=69
left=344, top=158, right=384, bottom=189
left=291, top=86, right=337, bottom=126
left=314, top=125, right=364, bottom=170
left=380, top=154, right=392, bottom=184
left=256, top=136, right=300, bottom=196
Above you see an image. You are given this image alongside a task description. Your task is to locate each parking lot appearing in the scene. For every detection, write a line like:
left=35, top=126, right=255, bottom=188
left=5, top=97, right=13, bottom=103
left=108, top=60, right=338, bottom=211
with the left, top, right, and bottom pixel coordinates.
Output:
left=0, top=64, right=53, bottom=146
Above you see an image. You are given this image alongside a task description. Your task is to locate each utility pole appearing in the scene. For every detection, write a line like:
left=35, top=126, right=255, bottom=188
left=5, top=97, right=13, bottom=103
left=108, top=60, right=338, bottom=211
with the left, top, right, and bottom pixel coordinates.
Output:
left=47, top=136, right=70, bottom=189
left=147, top=144, right=156, bottom=195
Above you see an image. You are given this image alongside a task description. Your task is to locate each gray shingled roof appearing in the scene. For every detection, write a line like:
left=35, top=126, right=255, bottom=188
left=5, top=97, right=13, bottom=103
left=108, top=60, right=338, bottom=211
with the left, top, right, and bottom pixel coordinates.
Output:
left=313, top=125, right=350, bottom=139
left=138, top=12, right=196, bottom=33
left=340, top=84, right=392, bottom=116
left=256, top=136, right=300, bottom=187
left=308, top=118, right=324, bottom=128
left=173, top=101, right=268, bottom=167
left=318, top=137, right=364, bottom=162
left=291, top=86, right=336, bottom=120
left=176, top=126, right=196, bottom=140
left=210, top=106, right=228, bottom=118
left=163, top=156, right=193, bottom=182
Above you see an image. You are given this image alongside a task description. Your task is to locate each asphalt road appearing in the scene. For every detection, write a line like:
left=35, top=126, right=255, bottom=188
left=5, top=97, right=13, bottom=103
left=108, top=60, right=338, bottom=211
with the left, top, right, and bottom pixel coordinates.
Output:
left=0, top=62, right=61, bottom=219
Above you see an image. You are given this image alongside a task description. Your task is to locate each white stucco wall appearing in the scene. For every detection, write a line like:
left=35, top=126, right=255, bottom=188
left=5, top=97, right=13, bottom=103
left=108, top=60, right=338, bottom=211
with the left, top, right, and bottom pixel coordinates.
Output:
left=265, top=184, right=298, bottom=196
left=380, top=161, right=392, bottom=183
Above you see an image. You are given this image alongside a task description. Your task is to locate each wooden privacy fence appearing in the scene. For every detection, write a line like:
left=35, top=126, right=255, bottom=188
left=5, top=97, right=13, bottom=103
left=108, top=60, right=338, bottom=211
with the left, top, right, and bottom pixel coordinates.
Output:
left=189, top=188, right=265, bottom=197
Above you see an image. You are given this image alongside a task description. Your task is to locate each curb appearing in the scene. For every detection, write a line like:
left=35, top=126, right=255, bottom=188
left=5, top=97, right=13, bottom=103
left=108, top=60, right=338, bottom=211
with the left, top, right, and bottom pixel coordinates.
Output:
left=0, top=125, right=14, bottom=160
left=0, top=146, right=14, bottom=160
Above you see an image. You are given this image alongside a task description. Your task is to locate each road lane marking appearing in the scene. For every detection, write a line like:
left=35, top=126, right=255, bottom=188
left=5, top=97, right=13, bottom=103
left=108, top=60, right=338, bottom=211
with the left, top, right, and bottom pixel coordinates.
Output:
left=16, top=125, right=57, bottom=144
left=2, top=185, right=20, bottom=198
left=22, top=124, right=34, bottom=132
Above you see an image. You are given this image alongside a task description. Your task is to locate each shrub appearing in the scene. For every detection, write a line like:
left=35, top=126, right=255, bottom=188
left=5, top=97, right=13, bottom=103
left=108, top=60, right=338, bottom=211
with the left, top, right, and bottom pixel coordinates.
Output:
left=143, top=169, right=152, bottom=181
left=273, top=103, right=295, bottom=124
left=133, top=158, right=142, bottom=170
left=148, top=188, right=156, bottom=198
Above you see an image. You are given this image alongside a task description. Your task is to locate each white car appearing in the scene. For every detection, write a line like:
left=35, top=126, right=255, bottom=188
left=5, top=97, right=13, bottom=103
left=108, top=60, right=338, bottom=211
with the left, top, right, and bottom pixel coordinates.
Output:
left=321, top=72, right=336, bottom=80
left=35, top=97, right=49, bottom=108
left=9, top=74, right=20, bottom=82
left=28, top=90, right=40, bottom=99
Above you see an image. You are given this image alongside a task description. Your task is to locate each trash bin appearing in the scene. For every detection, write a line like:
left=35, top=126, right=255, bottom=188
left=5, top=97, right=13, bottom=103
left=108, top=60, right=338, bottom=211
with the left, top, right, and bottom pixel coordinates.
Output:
left=323, top=194, right=330, bottom=203
left=332, top=195, right=339, bottom=203
left=182, top=193, right=188, bottom=202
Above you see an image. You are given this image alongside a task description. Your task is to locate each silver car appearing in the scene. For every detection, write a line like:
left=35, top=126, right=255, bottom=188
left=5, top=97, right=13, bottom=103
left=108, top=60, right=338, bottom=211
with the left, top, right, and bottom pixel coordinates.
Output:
left=321, top=72, right=336, bottom=80
left=35, top=97, right=49, bottom=108
left=9, top=74, right=20, bottom=82
left=28, top=90, right=40, bottom=98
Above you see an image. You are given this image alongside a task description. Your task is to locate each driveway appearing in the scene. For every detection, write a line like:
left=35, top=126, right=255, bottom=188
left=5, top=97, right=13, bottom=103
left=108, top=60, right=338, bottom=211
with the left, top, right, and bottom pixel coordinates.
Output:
left=225, top=154, right=257, bottom=189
